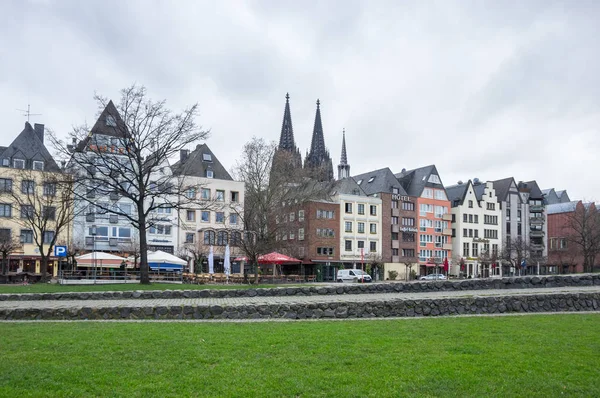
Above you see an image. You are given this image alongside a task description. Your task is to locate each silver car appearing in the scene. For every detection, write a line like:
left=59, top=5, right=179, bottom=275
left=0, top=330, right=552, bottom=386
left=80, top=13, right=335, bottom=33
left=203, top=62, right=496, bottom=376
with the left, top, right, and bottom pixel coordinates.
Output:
left=419, top=274, right=447, bottom=281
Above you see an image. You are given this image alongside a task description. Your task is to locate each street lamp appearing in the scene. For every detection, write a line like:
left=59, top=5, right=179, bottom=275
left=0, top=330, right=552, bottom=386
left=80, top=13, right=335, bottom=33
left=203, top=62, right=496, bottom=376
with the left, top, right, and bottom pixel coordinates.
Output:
left=91, top=225, right=97, bottom=284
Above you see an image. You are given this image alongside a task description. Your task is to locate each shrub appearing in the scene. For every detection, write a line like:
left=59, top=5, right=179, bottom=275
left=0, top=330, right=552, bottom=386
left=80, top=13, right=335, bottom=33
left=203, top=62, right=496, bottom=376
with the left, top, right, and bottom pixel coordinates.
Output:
left=388, top=270, right=398, bottom=280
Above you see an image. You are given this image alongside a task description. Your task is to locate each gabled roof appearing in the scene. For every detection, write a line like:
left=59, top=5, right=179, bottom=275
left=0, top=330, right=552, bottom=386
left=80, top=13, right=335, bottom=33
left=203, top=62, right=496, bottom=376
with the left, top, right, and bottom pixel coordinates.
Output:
left=171, top=143, right=233, bottom=180
left=473, top=182, right=487, bottom=200
left=491, top=177, right=518, bottom=202
left=352, top=167, right=408, bottom=196
left=556, top=190, right=570, bottom=203
left=520, top=180, right=544, bottom=199
left=75, top=100, right=129, bottom=152
left=546, top=201, right=579, bottom=215
left=333, top=177, right=367, bottom=196
left=394, top=164, right=445, bottom=197
left=0, top=122, right=61, bottom=172
left=445, top=181, right=469, bottom=207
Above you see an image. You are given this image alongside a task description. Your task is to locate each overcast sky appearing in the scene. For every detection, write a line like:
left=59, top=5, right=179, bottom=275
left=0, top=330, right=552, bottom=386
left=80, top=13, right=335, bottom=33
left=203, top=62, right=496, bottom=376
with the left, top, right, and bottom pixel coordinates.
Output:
left=1, top=0, right=599, bottom=200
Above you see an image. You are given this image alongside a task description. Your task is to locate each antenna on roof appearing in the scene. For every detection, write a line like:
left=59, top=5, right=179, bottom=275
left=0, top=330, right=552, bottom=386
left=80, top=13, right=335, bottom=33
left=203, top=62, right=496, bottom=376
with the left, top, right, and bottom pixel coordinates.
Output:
left=17, top=104, right=42, bottom=122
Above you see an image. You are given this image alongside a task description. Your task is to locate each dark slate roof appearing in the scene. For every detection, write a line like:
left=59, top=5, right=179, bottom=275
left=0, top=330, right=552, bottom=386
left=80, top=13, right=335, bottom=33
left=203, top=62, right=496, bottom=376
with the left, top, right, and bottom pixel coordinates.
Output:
left=521, top=180, right=544, bottom=199
left=171, top=143, right=233, bottom=180
left=546, top=201, right=579, bottom=215
left=491, top=177, right=516, bottom=202
left=333, top=177, right=367, bottom=196
left=542, top=188, right=560, bottom=205
left=352, top=167, right=408, bottom=196
left=75, top=100, right=129, bottom=152
left=473, top=182, right=487, bottom=200
left=394, top=164, right=446, bottom=197
left=0, top=122, right=61, bottom=172
left=445, top=182, right=469, bottom=206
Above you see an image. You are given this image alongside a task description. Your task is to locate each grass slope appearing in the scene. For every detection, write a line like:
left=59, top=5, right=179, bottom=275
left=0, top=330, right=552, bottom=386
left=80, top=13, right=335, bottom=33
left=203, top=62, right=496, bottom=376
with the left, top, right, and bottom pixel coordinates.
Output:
left=0, top=283, right=286, bottom=294
left=1, top=314, right=599, bottom=397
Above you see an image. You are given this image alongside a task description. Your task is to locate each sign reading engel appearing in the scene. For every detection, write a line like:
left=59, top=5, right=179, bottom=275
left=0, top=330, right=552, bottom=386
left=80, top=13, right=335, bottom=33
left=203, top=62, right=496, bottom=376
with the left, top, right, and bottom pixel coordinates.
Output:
left=54, top=245, right=68, bottom=257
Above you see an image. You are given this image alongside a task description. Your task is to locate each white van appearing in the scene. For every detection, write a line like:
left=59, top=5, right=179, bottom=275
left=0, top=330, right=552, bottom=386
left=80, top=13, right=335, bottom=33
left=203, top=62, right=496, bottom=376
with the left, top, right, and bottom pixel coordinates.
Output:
left=336, top=269, right=372, bottom=283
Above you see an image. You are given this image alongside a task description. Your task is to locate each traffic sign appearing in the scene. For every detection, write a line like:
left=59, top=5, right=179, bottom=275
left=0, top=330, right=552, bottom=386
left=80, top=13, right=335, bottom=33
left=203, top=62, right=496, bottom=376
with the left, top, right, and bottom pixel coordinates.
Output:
left=54, top=245, right=68, bottom=257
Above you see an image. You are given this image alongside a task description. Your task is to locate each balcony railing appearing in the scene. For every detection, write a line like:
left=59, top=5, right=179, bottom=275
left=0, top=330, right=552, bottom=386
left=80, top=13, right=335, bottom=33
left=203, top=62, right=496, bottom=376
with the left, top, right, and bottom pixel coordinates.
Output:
left=530, top=205, right=544, bottom=212
left=442, top=214, right=453, bottom=221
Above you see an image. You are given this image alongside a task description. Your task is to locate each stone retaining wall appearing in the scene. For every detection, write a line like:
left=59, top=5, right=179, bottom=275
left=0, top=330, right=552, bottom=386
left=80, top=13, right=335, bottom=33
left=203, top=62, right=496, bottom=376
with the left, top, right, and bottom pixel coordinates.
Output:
left=1, top=274, right=599, bottom=302
left=1, top=292, right=598, bottom=321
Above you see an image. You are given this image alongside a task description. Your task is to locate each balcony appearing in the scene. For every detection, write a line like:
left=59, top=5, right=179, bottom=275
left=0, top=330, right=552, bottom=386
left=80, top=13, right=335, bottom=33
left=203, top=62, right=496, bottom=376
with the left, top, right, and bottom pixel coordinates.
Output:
left=530, top=243, right=544, bottom=251
left=442, top=214, right=452, bottom=221
left=392, top=255, right=400, bottom=263
left=392, top=240, right=399, bottom=249
left=391, top=225, right=399, bottom=233
left=392, top=208, right=400, bottom=217
left=442, top=228, right=452, bottom=236
left=443, top=243, right=453, bottom=250
left=530, top=230, right=545, bottom=238
left=530, top=205, right=544, bottom=213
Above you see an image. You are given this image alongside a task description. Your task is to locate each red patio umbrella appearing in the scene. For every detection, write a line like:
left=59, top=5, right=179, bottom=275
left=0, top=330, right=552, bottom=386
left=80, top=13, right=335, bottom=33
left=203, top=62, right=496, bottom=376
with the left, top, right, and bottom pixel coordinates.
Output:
left=443, top=257, right=449, bottom=273
left=257, top=252, right=301, bottom=264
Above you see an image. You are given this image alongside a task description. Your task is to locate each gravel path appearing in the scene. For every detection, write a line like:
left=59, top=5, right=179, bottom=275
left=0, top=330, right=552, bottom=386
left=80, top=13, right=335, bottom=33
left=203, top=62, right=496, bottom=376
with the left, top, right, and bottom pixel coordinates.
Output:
left=1, top=286, right=598, bottom=310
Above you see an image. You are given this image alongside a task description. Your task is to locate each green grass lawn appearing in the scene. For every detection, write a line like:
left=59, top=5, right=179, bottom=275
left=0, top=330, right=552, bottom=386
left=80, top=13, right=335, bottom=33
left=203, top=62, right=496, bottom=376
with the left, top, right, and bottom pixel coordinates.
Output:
left=1, top=314, right=599, bottom=397
left=0, top=283, right=289, bottom=294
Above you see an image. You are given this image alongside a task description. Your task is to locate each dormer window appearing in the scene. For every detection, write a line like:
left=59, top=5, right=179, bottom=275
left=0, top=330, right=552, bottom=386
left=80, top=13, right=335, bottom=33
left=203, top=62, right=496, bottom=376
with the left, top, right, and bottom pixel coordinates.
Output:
left=356, top=180, right=362, bottom=185
left=202, top=153, right=212, bottom=162
left=368, top=177, right=375, bottom=183
left=206, top=170, right=214, bottom=178
left=13, top=159, right=25, bottom=169
left=33, top=161, right=44, bottom=171
left=1, top=159, right=8, bottom=167
left=106, top=115, right=117, bottom=127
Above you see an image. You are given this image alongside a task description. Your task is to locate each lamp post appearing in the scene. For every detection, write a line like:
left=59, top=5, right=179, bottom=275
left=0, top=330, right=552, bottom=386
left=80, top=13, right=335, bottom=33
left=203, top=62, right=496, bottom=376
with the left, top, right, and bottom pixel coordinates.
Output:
left=91, top=225, right=97, bottom=284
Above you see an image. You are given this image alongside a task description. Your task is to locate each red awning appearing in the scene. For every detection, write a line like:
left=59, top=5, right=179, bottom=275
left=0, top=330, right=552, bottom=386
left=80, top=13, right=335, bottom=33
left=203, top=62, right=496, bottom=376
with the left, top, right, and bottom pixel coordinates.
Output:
left=258, top=252, right=301, bottom=264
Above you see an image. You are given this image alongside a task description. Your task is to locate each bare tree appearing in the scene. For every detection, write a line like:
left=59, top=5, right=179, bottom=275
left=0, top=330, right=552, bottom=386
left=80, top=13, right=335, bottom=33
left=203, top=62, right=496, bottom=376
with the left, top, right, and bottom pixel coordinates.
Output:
left=232, top=136, right=333, bottom=283
left=402, top=260, right=414, bottom=281
left=9, top=170, right=74, bottom=282
left=0, top=228, right=20, bottom=275
left=500, top=236, right=535, bottom=276
left=51, top=85, right=209, bottom=284
left=564, top=203, right=600, bottom=273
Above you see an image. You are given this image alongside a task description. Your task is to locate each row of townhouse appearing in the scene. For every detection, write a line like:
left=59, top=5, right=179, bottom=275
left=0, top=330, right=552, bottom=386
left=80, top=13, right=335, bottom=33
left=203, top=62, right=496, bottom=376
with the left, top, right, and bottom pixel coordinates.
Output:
left=0, top=102, right=245, bottom=277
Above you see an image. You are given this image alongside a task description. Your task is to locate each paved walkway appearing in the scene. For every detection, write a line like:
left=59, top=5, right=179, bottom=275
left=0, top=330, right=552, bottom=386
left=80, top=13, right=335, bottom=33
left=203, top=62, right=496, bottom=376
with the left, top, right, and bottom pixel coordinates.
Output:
left=1, top=286, right=598, bottom=310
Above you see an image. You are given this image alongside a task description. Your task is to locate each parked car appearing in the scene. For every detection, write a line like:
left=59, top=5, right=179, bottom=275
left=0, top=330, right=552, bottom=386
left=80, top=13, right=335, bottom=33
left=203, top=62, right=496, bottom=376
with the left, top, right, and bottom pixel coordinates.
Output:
left=337, top=269, right=372, bottom=283
left=419, top=274, right=447, bottom=281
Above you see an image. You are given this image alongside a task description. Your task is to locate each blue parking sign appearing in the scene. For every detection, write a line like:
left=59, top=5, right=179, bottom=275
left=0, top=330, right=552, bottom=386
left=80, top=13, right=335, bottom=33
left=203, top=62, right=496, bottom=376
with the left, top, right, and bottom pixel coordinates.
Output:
left=54, top=246, right=67, bottom=257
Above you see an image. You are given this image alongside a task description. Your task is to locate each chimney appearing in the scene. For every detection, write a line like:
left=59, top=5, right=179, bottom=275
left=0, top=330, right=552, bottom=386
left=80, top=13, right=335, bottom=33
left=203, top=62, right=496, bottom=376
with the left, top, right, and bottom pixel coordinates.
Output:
left=34, top=123, right=45, bottom=143
left=180, top=149, right=189, bottom=161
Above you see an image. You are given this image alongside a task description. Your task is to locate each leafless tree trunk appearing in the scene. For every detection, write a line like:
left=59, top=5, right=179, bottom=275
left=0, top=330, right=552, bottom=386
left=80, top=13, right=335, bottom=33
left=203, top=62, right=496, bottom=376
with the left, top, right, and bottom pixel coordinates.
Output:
left=51, top=85, right=209, bottom=284
left=0, top=227, right=20, bottom=275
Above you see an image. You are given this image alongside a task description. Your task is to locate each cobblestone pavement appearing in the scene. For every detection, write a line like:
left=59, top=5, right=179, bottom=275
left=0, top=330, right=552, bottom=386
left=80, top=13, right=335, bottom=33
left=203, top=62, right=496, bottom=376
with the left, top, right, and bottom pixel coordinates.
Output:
left=1, top=286, right=598, bottom=310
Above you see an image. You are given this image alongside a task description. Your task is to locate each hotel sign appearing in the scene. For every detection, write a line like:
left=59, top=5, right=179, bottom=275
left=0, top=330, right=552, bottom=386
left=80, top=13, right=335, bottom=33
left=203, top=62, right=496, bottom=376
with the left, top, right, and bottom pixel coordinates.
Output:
left=391, top=194, right=412, bottom=201
left=399, top=227, right=418, bottom=232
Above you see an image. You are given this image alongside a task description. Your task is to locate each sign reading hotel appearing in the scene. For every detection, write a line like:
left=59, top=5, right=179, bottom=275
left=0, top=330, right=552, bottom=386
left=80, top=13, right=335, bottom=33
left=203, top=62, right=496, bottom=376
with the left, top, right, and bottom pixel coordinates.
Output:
left=391, top=194, right=412, bottom=201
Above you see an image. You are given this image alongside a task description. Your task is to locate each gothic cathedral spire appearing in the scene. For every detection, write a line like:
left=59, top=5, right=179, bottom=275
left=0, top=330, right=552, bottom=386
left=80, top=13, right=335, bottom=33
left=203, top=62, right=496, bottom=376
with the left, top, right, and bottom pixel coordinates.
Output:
left=304, top=99, right=334, bottom=182
left=272, top=93, right=302, bottom=175
left=337, top=128, right=350, bottom=180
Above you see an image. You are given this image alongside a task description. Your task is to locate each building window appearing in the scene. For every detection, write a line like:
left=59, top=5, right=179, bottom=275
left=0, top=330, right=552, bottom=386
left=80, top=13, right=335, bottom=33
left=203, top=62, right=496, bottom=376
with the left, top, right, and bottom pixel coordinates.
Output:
left=370, top=223, right=377, bottom=234
left=472, top=243, right=478, bottom=257
left=357, top=240, right=364, bottom=249
left=289, top=212, right=295, bottom=222
left=33, top=161, right=44, bottom=171
left=463, top=228, right=467, bottom=237
left=345, top=221, right=352, bottom=233
left=13, top=159, right=25, bottom=169
left=469, top=214, right=473, bottom=223
left=391, top=200, right=398, bottom=209
left=345, top=203, right=352, bottom=213
left=149, top=225, right=170, bottom=236
left=185, top=233, right=195, bottom=243
left=231, top=191, right=239, bottom=202
left=229, top=214, right=238, bottom=224
left=402, top=249, right=415, bottom=257
left=201, top=188, right=210, bottom=200
left=391, top=216, right=399, bottom=225
left=392, top=248, right=399, bottom=256
left=0, top=178, right=13, bottom=193
left=298, top=210, right=305, bottom=221
left=474, top=215, right=478, bottom=223
left=43, top=206, right=56, bottom=220
left=316, top=247, right=334, bottom=256
left=0, top=204, right=11, bottom=217
left=202, top=153, right=212, bottom=162
left=21, top=229, right=34, bottom=243
left=402, top=217, right=415, bottom=226
left=21, top=180, right=35, bottom=194
left=185, top=188, right=196, bottom=199
left=422, top=188, right=433, bottom=199
left=487, top=202, right=495, bottom=210
left=370, top=205, right=377, bottom=216
left=206, top=170, right=214, bottom=178
left=358, top=222, right=365, bottom=233
left=463, top=242, right=469, bottom=257
left=357, top=204, right=365, bottom=215
left=216, top=212, right=225, bottom=223
left=20, top=205, right=34, bottom=219
left=204, top=230, right=216, bottom=245
left=468, top=200, right=473, bottom=208
left=215, top=190, right=225, bottom=202
left=345, top=240, right=352, bottom=251
left=43, top=231, right=55, bottom=244
left=402, top=232, right=415, bottom=242
left=369, top=241, right=377, bottom=252
left=402, top=201, right=414, bottom=211
left=43, top=182, right=56, bottom=196
left=298, top=228, right=304, bottom=240
left=201, top=211, right=210, bottom=222
left=186, top=210, right=196, bottom=222
left=317, top=210, right=335, bottom=219
left=217, top=231, right=228, bottom=246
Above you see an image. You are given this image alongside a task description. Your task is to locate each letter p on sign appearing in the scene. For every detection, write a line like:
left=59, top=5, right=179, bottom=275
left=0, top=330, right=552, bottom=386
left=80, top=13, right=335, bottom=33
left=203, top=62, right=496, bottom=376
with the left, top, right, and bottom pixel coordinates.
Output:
left=54, top=246, right=67, bottom=257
